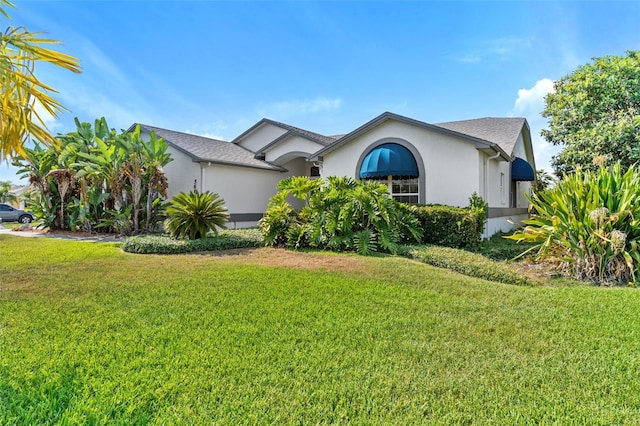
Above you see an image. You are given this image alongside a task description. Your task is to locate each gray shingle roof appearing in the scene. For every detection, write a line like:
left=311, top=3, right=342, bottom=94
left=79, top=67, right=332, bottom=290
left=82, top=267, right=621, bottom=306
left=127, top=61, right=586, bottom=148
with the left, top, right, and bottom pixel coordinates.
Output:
left=310, top=112, right=511, bottom=161
left=232, top=118, right=336, bottom=147
left=265, top=119, right=336, bottom=146
left=435, top=117, right=526, bottom=156
left=136, top=124, right=286, bottom=172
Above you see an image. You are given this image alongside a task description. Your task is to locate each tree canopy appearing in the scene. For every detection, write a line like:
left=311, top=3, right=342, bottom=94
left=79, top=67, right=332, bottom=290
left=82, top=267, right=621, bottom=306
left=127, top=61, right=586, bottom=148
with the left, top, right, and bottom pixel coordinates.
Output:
left=0, top=0, right=81, bottom=159
left=542, top=51, right=640, bottom=176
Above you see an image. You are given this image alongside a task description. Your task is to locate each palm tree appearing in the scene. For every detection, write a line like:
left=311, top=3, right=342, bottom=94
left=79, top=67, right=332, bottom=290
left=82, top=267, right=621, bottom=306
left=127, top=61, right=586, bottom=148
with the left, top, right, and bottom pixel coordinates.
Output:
left=0, top=180, right=17, bottom=204
left=0, top=0, right=81, bottom=159
left=140, top=128, right=171, bottom=231
left=46, top=168, right=73, bottom=228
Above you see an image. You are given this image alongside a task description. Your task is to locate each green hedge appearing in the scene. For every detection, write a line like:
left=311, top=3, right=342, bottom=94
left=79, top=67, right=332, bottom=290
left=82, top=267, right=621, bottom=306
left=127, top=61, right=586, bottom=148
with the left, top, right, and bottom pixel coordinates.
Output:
left=402, top=244, right=532, bottom=286
left=410, top=205, right=482, bottom=250
left=122, top=229, right=263, bottom=254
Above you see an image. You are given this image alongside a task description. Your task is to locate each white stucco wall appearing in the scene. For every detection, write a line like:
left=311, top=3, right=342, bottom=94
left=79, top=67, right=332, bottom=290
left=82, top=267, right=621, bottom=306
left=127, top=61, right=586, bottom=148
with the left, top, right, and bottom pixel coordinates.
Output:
left=265, top=135, right=325, bottom=164
left=235, top=123, right=288, bottom=153
left=201, top=164, right=284, bottom=214
left=485, top=157, right=511, bottom=208
left=515, top=181, right=532, bottom=208
left=511, top=131, right=534, bottom=209
left=512, top=134, right=527, bottom=159
left=486, top=214, right=529, bottom=237
left=321, top=120, right=480, bottom=207
left=198, top=157, right=306, bottom=215
left=162, top=146, right=200, bottom=200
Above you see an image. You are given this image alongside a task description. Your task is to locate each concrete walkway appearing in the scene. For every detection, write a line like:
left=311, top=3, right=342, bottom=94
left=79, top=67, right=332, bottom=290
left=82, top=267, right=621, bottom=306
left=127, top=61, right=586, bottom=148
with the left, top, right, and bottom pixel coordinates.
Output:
left=0, top=226, right=122, bottom=243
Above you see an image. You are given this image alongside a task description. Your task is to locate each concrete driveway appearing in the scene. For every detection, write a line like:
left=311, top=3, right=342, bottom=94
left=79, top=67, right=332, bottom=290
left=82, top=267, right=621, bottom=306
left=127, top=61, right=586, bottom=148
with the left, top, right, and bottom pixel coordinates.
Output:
left=0, top=225, right=122, bottom=243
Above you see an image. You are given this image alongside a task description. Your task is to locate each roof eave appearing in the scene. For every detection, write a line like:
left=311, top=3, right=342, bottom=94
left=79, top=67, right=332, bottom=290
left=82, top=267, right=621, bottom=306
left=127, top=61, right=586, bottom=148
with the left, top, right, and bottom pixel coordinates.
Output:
left=231, top=118, right=292, bottom=146
left=195, top=158, right=287, bottom=172
left=257, top=130, right=329, bottom=156
left=310, top=111, right=513, bottom=160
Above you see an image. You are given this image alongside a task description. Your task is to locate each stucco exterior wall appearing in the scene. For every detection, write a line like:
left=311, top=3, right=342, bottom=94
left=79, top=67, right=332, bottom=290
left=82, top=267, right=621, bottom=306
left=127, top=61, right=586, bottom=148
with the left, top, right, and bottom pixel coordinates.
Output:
left=235, top=124, right=287, bottom=153
left=321, top=120, right=480, bottom=207
left=198, top=157, right=306, bottom=216
left=515, top=181, right=532, bottom=208
left=485, top=157, right=511, bottom=208
left=162, top=146, right=200, bottom=200
left=512, top=134, right=527, bottom=159
left=511, top=131, right=533, bottom=209
left=265, top=135, right=325, bottom=164
left=486, top=214, right=528, bottom=237
left=201, top=164, right=282, bottom=214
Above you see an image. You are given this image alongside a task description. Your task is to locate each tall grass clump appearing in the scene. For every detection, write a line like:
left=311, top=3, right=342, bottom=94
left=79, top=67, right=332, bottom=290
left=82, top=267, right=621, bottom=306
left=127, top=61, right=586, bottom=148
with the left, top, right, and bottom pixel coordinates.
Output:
left=259, top=176, right=422, bottom=255
left=509, top=162, right=640, bottom=284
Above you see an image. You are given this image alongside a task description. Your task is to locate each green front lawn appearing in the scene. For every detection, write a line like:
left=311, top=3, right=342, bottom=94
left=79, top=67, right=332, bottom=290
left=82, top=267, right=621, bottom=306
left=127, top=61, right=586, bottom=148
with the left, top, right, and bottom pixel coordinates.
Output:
left=2, top=236, right=640, bottom=423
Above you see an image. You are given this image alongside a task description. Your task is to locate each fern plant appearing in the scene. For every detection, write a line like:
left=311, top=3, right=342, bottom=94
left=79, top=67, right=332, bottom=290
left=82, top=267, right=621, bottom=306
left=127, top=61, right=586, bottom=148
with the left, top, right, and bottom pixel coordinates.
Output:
left=165, top=190, right=228, bottom=240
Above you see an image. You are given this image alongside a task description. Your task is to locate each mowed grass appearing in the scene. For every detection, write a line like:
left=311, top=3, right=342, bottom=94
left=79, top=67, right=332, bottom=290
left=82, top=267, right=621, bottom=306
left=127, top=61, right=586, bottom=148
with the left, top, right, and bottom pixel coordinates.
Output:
left=2, top=236, right=640, bottom=424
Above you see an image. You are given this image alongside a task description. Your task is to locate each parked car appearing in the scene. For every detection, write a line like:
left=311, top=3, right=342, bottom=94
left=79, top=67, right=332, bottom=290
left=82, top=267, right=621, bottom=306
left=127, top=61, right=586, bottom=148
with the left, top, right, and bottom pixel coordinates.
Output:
left=0, top=203, right=35, bottom=224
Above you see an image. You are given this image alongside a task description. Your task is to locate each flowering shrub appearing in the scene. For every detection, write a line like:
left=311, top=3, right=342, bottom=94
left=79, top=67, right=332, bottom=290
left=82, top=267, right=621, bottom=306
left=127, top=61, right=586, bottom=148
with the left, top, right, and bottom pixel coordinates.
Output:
left=509, top=163, right=640, bottom=284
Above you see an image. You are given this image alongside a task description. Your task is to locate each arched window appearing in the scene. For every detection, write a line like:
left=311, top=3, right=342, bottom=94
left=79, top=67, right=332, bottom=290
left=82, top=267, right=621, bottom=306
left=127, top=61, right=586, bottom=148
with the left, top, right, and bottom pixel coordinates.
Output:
left=359, top=143, right=419, bottom=203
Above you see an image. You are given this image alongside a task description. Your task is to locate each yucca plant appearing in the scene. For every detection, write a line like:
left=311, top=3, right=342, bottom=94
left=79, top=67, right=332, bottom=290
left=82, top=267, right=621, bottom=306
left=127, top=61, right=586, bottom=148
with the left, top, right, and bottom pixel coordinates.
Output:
left=509, top=163, right=640, bottom=284
left=165, top=190, right=228, bottom=240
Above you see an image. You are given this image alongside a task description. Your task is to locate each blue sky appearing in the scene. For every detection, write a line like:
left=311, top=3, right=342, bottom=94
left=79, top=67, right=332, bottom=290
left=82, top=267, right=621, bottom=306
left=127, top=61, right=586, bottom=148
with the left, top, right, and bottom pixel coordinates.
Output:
left=2, top=0, right=640, bottom=182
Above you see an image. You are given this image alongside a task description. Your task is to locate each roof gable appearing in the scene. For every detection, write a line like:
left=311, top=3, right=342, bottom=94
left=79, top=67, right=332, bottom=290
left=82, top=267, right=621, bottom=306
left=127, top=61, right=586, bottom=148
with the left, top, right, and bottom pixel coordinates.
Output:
left=310, top=112, right=510, bottom=160
left=435, top=117, right=527, bottom=156
left=131, top=124, right=285, bottom=172
left=232, top=118, right=336, bottom=150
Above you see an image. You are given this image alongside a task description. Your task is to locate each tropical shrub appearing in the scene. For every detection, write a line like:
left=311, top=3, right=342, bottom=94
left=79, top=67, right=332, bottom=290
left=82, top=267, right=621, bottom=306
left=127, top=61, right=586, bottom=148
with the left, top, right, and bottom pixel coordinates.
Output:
left=123, top=229, right=262, bottom=254
left=260, top=176, right=422, bottom=255
left=508, top=163, right=640, bottom=284
left=468, top=191, right=488, bottom=236
left=13, top=118, right=171, bottom=235
left=164, top=190, right=229, bottom=240
left=410, top=204, right=483, bottom=250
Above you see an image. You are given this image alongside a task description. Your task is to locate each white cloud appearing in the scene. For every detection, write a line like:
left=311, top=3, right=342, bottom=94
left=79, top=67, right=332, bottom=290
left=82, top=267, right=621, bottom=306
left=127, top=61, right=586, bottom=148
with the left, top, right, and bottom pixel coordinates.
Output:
left=512, top=78, right=555, bottom=116
left=32, top=98, right=64, bottom=134
left=258, top=96, right=342, bottom=119
left=185, top=130, right=226, bottom=141
left=452, top=36, right=532, bottom=63
left=185, top=121, right=229, bottom=141
left=454, top=54, right=481, bottom=63
left=486, top=36, right=533, bottom=55
left=509, top=78, right=557, bottom=175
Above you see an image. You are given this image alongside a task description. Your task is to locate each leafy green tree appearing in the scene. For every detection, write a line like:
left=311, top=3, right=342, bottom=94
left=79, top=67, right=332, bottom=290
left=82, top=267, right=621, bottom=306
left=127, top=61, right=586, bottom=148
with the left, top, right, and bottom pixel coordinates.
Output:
left=532, top=169, right=555, bottom=194
left=0, top=0, right=81, bottom=159
left=542, top=51, right=640, bottom=176
left=0, top=180, right=17, bottom=204
left=165, top=190, right=229, bottom=240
